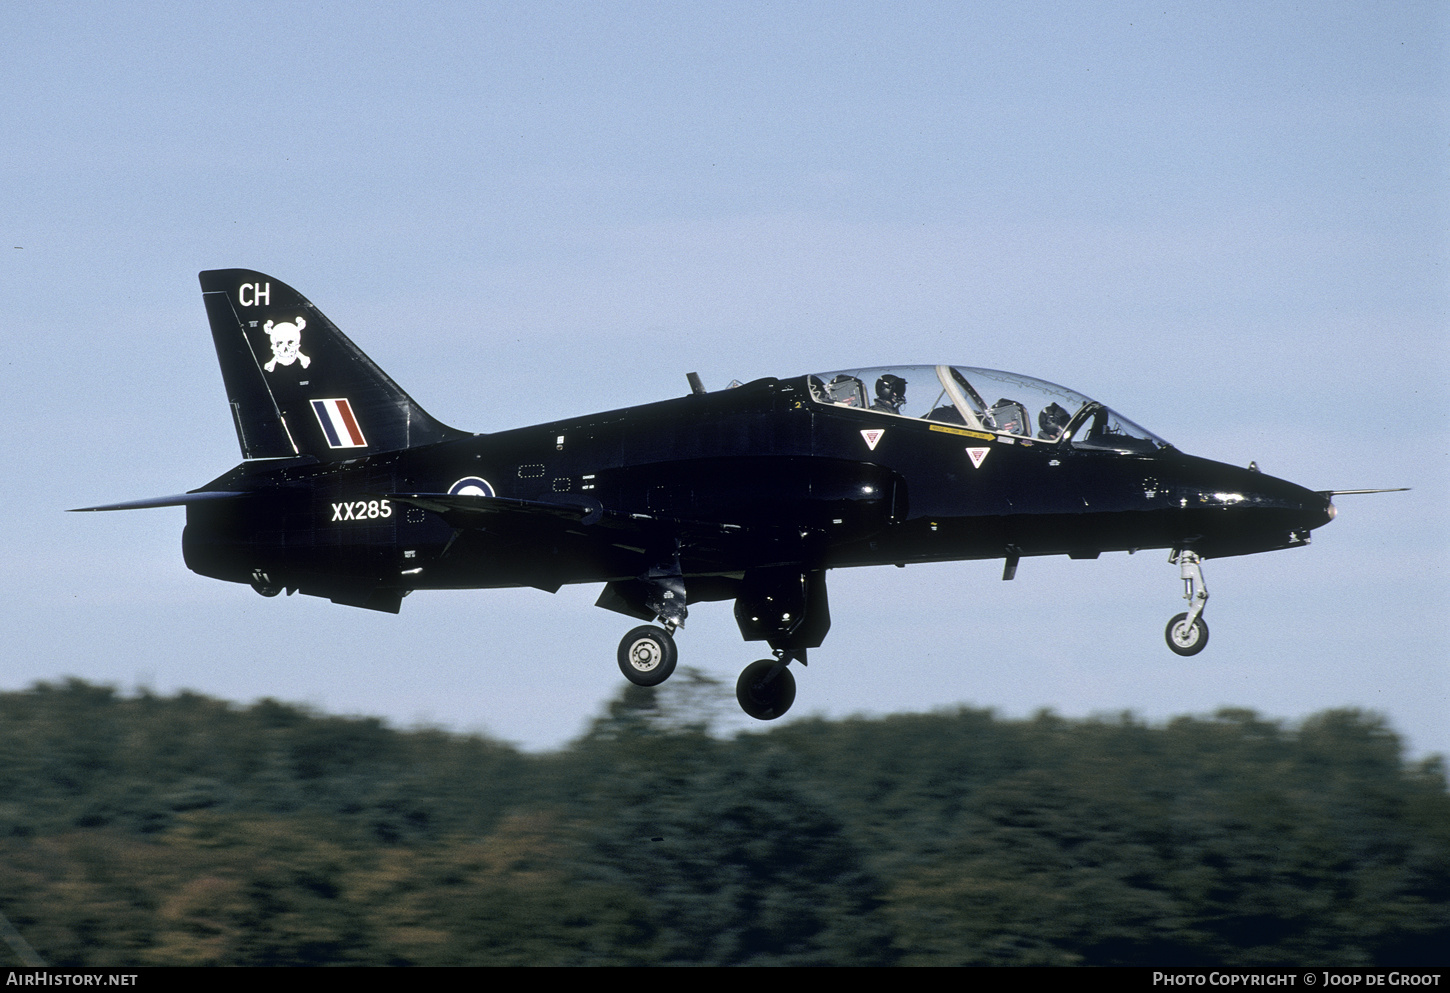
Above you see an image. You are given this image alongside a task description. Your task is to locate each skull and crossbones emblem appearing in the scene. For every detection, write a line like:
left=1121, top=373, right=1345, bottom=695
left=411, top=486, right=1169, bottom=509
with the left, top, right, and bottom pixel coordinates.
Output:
left=263, top=317, right=311, bottom=372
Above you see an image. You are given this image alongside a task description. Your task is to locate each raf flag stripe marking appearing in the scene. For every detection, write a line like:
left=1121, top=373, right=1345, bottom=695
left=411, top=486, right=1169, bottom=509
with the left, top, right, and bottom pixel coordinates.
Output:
left=311, top=398, right=367, bottom=448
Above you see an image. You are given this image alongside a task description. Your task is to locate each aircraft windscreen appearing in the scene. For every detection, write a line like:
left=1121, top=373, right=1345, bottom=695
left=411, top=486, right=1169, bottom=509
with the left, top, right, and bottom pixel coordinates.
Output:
left=808, top=365, right=1171, bottom=452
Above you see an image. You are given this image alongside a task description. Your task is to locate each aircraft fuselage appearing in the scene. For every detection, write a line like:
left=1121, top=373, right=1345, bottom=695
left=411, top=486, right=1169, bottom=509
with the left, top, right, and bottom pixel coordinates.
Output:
left=182, top=374, right=1331, bottom=609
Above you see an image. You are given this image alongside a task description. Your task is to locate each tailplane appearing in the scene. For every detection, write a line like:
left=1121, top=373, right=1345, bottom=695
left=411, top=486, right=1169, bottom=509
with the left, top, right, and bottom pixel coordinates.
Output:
left=200, top=269, right=466, bottom=461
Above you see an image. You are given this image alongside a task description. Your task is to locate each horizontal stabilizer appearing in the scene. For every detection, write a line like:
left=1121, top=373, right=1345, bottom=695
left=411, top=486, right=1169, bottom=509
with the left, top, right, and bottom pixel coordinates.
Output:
left=69, top=491, right=245, bottom=513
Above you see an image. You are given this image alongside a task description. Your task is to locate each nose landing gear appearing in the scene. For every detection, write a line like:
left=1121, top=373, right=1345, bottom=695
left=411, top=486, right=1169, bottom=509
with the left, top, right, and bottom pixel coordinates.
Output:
left=1166, top=611, right=1209, bottom=655
left=1165, top=549, right=1209, bottom=656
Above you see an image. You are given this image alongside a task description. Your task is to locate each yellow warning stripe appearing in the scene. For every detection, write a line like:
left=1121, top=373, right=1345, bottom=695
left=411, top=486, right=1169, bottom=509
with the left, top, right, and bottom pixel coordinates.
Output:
left=929, top=424, right=994, bottom=441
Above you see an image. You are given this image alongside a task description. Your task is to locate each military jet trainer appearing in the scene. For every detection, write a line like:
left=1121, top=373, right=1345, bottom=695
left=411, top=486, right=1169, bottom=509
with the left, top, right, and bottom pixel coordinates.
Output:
left=75, top=270, right=1394, bottom=720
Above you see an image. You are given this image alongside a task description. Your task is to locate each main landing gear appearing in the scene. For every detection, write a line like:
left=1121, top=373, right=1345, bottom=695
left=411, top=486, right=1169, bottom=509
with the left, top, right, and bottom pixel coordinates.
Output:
left=250, top=568, right=282, bottom=597
left=613, top=559, right=689, bottom=688
left=606, top=566, right=827, bottom=721
left=617, top=624, right=678, bottom=687
left=1165, top=549, right=1209, bottom=656
left=736, top=652, right=800, bottom=721
left=613, top=617, right=807, bottom=721
left=615, top=621, right=804, bottom=720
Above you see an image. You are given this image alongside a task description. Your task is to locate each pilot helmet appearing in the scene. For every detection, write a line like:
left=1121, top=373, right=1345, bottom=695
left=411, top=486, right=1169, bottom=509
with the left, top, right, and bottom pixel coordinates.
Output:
left=876, top=374, right=907, bottom=404
left=1039, top=402, right=1070, bottom=435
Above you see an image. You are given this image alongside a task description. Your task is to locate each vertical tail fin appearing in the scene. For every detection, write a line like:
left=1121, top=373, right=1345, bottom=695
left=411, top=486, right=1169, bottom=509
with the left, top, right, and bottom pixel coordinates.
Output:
left=199, top=269, right=466, bottom=461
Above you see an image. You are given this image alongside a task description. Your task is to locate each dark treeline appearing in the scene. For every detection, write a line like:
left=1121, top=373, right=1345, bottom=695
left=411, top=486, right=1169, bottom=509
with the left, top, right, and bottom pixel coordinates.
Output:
left=0, top=674, right=1445, bottom=966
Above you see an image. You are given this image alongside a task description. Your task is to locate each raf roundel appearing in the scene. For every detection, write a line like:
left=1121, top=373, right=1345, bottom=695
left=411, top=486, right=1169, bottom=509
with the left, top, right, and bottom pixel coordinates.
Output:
left=449, top=476, right=496, bottom=498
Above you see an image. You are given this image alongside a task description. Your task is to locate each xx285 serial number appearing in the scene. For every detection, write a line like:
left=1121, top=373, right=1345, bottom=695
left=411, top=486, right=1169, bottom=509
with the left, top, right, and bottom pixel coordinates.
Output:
left=331, top=499, right=392, bottom=522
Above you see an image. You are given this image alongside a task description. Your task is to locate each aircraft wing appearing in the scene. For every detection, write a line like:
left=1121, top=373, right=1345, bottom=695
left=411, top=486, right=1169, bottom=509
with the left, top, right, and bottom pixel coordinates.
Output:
left=388, top=491, right=784, bottom=568
left=388, top=492, right=606, bottom=528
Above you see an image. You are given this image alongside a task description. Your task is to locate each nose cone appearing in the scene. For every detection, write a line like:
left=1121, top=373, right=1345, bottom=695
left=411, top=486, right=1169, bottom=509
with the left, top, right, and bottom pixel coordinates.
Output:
left=1177, top=458, right=1334, bottom=557
left=1242, top=465, right=1337, bottom=530
left=1257, top=472, right=1336, bottom=531
left=1290, top=479, right=1336, bottom=531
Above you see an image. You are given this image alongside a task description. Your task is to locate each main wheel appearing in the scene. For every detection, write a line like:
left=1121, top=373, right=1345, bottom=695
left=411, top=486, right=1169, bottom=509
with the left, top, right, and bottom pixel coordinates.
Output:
left=736, top=659, right=797, bottom=720
left=1165, top=612, right=1209, bottom=656
left=617, top=625, right=678, bottom=686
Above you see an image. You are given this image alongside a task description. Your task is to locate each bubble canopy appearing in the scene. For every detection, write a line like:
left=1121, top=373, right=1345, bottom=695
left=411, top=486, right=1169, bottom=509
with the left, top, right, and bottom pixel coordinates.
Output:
left=807, top=365, right=1171, bottom=455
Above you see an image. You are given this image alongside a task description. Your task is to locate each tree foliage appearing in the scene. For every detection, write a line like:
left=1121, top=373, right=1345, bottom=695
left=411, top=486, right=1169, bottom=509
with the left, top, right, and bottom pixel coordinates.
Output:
left=0, top=675, right=1444, bottom=965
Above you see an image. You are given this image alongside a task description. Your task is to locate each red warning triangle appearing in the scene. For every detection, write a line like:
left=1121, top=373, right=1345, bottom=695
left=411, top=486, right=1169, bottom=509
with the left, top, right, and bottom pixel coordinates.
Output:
left=861, top=428, right=885, bottom=451
left=966, top=446, right=990, bottom=468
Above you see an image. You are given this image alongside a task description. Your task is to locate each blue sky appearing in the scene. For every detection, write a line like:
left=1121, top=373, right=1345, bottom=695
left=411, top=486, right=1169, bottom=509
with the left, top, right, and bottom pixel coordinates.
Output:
left=4, top=2, right=1445, bottom=754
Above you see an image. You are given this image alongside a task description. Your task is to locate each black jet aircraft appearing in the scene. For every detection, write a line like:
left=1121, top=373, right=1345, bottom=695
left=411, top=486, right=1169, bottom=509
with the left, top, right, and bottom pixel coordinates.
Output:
left=75, top=269, right=1393, bottom=720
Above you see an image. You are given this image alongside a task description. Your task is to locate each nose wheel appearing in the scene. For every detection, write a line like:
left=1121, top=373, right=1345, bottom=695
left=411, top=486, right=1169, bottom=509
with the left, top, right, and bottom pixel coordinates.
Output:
left=1165, top=612, right=1209, bottom=656
left=617, top=625, right=678, bottom=686
left=1165, top=549, right=1210, bottom=656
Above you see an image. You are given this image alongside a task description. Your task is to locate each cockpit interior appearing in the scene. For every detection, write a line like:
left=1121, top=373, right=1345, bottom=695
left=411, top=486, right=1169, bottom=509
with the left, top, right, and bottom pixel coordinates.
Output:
left=807, top=365, right=1171, bottom=455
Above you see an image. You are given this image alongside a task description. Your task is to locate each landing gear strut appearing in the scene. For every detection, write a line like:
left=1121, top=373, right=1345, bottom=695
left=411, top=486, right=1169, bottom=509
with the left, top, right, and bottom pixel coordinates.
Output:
left=730, top=568, right=827, bottom=720
left=608, top=552, right=689, bottom=687
left=735, top=651, right=799, bottom=721
left=1165, top=549, right=1209, bottom=656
